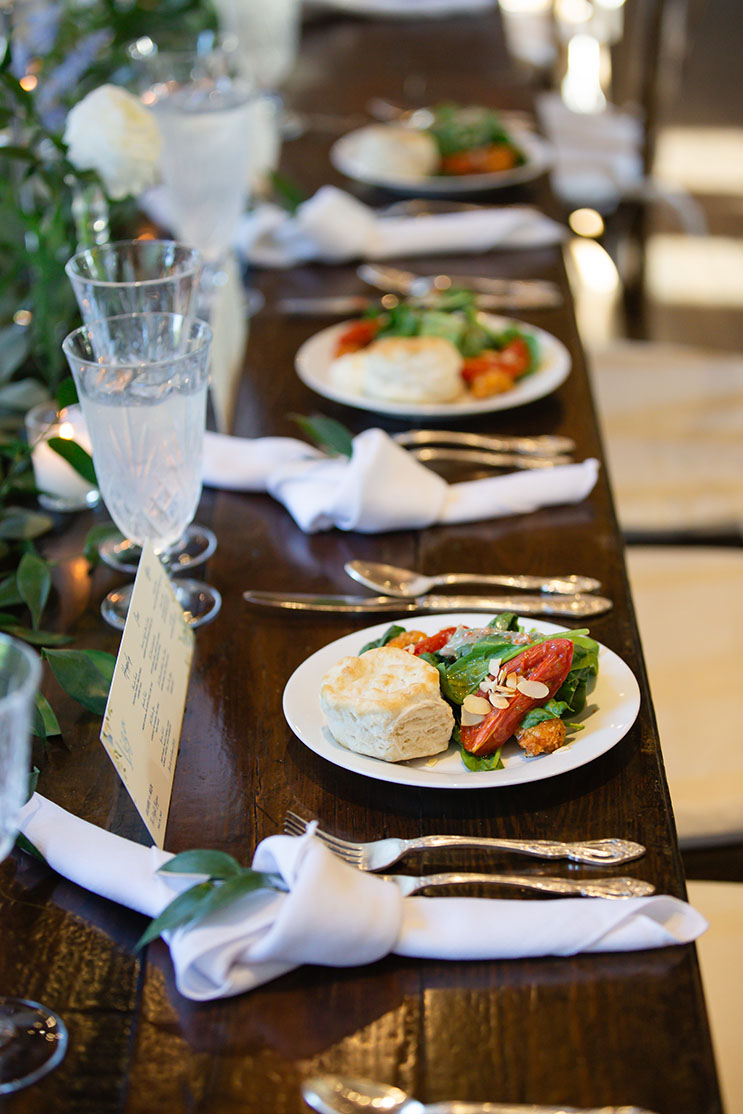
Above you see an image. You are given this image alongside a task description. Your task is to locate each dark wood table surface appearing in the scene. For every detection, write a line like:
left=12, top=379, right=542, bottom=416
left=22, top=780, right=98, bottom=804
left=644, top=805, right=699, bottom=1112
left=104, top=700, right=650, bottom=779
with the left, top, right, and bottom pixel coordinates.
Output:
left=0, top=10, right=723, bottom=1114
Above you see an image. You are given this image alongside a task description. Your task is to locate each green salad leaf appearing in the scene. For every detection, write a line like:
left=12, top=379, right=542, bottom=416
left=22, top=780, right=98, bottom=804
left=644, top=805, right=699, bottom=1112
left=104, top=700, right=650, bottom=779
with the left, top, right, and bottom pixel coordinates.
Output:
left=460, top=744, right=504, bottom=772
left=369, top=291, right=538, bottom=364
left=426, top=103, right=523, bottom=162
left=360, top=624, right=407, bottom=654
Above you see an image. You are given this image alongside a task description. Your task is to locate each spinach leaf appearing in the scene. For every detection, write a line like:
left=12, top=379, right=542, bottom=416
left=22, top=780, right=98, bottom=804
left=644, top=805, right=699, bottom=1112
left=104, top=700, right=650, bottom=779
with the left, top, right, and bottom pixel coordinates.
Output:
left=377, top=302, right=421, bottom=338
left=487, top=612, right=520, bottom=631
left=418, top=309, right=466, bottom=347
left=360, top=624, right=407, bottom=654
left=568, top=634, right=600, bottom=675
left=459, top=319, right=493, bottom=358
left=519, top=699, right=572, bottom=730
left=460, top=743, right=504, bottom=772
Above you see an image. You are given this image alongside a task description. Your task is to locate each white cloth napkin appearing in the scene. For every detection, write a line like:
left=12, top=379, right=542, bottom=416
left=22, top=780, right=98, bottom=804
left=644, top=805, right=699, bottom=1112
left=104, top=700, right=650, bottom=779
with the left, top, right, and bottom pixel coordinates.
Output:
left=233, top=186, right=566, bottom=267
left=18, top=794, right=707, bottom=1002
left=202, top=427, right=600, bottom=533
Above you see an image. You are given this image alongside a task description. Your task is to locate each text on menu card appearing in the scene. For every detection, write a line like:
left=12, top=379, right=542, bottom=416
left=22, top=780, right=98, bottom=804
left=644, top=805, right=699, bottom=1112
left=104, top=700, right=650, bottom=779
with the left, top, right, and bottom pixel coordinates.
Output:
left=100, top=541, right=195, bottom=847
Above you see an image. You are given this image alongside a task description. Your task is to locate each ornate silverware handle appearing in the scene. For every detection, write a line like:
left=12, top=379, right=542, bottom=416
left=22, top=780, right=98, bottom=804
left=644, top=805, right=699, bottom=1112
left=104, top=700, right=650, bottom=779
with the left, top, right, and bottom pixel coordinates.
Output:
left=404, top=835, right=646, bottom=865
left=391, top=873, right=655, bottom=898
left=393, top=429, right=576, bottom=456
left=409, top=447, right=572, bottom=470
left=422, top=572, right=600, bottom=595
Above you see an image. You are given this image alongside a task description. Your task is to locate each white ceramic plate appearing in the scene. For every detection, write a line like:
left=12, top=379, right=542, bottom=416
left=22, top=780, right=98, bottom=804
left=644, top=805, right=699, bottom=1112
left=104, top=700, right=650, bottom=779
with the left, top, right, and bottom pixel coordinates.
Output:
left=294, top=313, right=571, bottom=419
left=282, top=614, right=641, bottom=790
left=330, top=125, right=552, bottom=194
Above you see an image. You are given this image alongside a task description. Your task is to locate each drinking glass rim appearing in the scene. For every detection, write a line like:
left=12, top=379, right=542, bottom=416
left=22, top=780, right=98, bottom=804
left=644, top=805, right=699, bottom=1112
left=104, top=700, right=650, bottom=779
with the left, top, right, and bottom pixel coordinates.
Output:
left=0, top=633, right=42, bottom=709
left=126, top=29, right=235, bottom=64
left=64, top=240, right=203, bottom=288
left=62, top=312, right=213, bottom=371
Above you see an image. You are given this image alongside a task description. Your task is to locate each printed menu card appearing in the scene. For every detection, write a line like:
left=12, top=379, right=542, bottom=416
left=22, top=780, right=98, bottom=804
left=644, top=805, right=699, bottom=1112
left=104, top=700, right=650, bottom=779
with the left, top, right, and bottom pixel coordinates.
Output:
left=100, top=542, right=195, bottom=847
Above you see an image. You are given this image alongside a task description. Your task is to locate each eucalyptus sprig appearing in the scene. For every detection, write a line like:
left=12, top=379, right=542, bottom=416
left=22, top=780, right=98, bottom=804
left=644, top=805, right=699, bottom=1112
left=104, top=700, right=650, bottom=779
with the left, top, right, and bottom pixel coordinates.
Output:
left=290, top=413, right=354, bottom=458
left=136, top=850, right=287, bottom=950
left=0, top=542, right=117, bottom=742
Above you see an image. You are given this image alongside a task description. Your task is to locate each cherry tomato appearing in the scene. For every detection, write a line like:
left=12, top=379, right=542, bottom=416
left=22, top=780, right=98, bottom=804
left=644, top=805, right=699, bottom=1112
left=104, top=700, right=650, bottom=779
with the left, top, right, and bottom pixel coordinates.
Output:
left=461, top=351, right=505, bottom=383
left=440, top=144, right=519, bottom=176
left=411, top=627, right=458, bottom=656
left=334, top=318, right=380, bottom=357
left=498, top=337, right=531, bottom=377
left=460, top=638, right=574, bottom=755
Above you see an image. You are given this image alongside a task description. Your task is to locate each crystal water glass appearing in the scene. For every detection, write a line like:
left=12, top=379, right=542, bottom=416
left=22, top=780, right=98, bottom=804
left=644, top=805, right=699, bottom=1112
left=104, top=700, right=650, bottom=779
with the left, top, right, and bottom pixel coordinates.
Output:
left=211, top=0, right=301, bottom=89
left=0, top=633, right=68, bottom=1095
left=65, top=239, right=216, bottom=573
left=65, top=239, right=202, bottom=320
left=62, top=312, right=219, bottom=630
left=139, top=50, right=255, bottom=263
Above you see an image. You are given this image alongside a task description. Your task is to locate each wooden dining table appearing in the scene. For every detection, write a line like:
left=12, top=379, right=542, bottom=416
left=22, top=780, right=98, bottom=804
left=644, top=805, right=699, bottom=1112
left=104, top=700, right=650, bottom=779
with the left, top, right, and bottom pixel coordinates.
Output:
left=0, top=8, right=724, bottom=1114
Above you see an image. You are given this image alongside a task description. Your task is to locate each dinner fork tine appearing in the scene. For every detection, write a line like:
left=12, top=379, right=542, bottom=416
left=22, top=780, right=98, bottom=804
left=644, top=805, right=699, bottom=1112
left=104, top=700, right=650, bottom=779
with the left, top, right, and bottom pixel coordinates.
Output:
left=282, top=812, right=646, bottom=869
left=284, top=812, right=365, bottom=865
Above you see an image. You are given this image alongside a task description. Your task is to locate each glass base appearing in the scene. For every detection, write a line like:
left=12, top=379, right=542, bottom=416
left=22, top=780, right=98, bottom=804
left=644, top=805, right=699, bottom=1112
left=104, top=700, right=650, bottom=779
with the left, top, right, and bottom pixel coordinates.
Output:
left=0, top=997, right=68, bottom=1094
left=101, top=578, right=222, bottom=631
left=99, top=524, right=217, bottom=574
left=38, top=489, right=100, bottom=513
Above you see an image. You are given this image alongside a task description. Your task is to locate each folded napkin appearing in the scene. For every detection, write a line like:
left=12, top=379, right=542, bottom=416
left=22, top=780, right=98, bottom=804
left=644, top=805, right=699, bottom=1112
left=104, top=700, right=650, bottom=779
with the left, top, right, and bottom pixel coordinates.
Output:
left=18, top=793, right=707, bottom=1002
left=202, top=427, right=600, bottom=533
left=233, top=186, right=565, bottom=267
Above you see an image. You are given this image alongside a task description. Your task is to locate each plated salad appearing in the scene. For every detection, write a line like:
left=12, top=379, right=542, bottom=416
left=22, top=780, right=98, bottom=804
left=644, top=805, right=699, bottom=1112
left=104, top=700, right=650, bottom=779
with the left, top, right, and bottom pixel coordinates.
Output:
left=360, top=614, right=600, bottom=772
left=425, top=103, right=526, bottom=177
left=334, top=289, right=540, bottom=400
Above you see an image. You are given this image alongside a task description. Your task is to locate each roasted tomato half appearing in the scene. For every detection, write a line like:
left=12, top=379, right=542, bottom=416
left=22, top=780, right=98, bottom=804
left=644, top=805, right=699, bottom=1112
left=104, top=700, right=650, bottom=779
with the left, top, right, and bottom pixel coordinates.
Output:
left=460, top=638, right=574, bottom=756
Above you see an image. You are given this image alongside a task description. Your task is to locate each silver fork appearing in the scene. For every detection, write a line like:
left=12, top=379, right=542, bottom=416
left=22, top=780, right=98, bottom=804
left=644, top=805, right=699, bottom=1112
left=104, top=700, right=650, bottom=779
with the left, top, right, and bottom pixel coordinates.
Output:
left=380, top=873, right=654, bottom=899
left=283, top=813, right=646, bottom=869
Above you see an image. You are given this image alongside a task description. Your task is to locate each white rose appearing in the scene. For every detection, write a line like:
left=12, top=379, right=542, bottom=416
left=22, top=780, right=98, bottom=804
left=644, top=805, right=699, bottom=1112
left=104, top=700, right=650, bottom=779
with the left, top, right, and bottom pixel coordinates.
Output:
left=64, top=84, right=162, bottom=201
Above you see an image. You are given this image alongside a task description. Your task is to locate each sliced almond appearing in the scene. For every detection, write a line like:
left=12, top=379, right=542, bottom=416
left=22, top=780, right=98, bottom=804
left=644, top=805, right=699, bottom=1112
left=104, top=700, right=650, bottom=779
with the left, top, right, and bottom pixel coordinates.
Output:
left=488, top=657, right=502, bottom=677
left=479, top=677, right=495, bottom=693
left=516, top=678, right=550, bottom=699
left=463, top=694, right=492, bottom=715
left=488, top=693, right=510, bottom=709
left=506, top=673, right=519, bottom=690
left=461, top=707, right=486, bottom=727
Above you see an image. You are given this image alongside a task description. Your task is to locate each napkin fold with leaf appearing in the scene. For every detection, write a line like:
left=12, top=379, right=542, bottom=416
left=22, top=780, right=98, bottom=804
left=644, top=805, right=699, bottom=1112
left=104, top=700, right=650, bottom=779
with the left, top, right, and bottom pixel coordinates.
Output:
left=231, top=186, right=565, bottom=267
left=18, top=794, right=707, bottom=1002
left=202, top=426, right=599, bottom=533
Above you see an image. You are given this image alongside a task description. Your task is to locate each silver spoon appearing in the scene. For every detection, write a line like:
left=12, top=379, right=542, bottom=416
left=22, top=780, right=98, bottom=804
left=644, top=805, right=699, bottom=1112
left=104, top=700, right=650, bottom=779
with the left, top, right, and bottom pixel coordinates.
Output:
left=344, top=560, right=602, bottom=598
left=358, top=263, right=563, bottom=308
left=302, top=1074, right=658, bottom=1114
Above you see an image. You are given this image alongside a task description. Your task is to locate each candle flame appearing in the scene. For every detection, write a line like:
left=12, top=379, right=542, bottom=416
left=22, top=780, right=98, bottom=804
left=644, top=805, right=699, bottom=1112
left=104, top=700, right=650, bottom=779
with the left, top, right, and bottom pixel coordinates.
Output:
left=58, top=422, right=75, bottom=440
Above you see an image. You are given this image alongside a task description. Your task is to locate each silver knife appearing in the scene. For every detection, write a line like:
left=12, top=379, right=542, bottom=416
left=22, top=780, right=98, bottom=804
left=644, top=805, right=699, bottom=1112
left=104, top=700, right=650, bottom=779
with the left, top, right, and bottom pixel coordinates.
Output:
left=243, top=591, right=612, bottom=617
left=277, top=292, right=553, bottom=315
left=358, top=263, right=563, bottom=307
